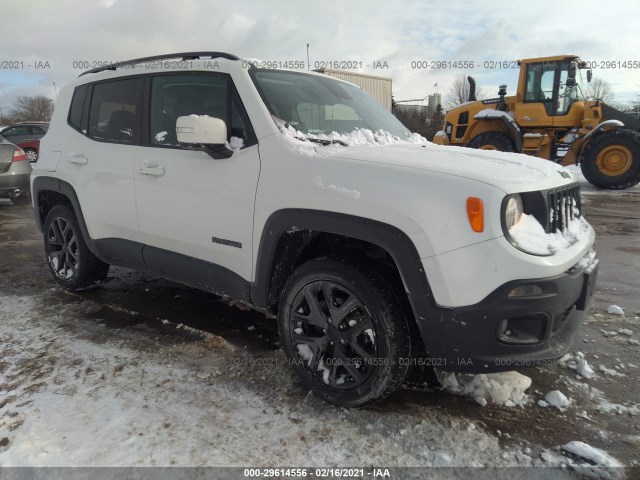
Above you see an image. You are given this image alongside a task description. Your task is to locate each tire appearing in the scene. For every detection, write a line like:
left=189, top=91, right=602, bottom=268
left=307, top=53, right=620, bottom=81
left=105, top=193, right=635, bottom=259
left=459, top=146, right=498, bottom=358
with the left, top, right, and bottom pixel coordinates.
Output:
left=580, top=129, right=640, bottom=189
left=278, top=257, right=413, bottom=407
left=43, top=205, right=110, bottom=291
left=24, top=148, right=38, bottom=163
left=10, top=194, right=30, bottom=206
left=468, top=131, right=515, bottom=152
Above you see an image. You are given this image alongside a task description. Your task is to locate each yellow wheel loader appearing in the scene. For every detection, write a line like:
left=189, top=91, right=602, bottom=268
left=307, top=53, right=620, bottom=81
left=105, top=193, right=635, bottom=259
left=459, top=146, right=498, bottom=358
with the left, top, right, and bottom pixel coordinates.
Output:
left=433, top=55, right=640, bottom=189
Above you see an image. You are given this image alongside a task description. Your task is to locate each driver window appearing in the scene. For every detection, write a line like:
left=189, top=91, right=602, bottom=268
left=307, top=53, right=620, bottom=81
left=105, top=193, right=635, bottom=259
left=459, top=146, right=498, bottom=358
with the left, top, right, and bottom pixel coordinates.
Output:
left=150, top=74, right=227, bottom=146
left=556, top=67, right=574, bottom=116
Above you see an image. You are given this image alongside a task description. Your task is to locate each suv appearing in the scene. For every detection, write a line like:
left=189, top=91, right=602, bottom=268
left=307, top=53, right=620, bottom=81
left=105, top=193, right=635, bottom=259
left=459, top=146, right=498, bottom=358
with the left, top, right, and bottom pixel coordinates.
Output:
left=31, top=52, right=598, bottom=407
left=0, top=122, right=49, bottom=163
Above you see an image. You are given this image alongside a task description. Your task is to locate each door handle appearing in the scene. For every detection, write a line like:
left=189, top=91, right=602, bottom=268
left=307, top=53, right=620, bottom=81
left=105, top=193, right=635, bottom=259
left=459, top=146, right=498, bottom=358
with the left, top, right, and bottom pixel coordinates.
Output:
left=137, top=165, right=165, bottom=177
left=68, top=152, right=88, bottom=165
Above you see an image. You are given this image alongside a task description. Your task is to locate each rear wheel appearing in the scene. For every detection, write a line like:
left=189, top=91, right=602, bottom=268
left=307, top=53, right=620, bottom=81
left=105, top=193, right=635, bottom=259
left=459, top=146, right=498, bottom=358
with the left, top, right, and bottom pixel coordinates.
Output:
left=43, top=205, right=110, bottom=291
left=581, top=129, right=640, bottom=189
left=24, top=148, right=38, bottom=163
left=278, top=257, right=413, bottom=407
left=468, top=131, right=515, bottom=152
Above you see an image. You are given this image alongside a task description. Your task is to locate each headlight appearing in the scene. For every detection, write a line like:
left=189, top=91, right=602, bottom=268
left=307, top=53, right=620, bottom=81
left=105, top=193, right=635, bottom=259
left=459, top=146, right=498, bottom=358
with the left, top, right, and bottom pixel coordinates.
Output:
left=504, top=194, right=523, bottom=229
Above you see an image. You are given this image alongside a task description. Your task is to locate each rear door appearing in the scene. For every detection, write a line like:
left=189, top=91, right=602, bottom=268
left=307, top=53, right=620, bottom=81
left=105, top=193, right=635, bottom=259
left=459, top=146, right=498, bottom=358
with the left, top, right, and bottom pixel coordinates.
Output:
left=64, top=78, right=142, bottom=248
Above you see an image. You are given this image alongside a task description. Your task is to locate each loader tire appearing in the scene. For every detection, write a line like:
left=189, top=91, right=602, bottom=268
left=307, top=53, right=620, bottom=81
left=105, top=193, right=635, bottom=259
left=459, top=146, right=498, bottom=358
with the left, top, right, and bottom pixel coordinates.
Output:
left=581, top=129, right=640, bottom=189
left=468, top=132, right=515, bottom=152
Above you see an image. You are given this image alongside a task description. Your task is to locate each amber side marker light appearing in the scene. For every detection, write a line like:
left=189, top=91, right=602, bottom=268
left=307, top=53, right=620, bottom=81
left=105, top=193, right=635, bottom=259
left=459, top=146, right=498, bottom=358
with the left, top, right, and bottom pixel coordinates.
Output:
left=466, top=197, right=484, bottom=232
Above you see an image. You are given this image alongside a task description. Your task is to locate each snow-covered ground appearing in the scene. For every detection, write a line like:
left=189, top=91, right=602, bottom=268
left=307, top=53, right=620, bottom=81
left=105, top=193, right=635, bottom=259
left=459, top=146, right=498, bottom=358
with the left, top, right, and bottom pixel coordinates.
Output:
left=564, top=164, right=640, bottom=194
left=0, top=289, right=630, bottom=478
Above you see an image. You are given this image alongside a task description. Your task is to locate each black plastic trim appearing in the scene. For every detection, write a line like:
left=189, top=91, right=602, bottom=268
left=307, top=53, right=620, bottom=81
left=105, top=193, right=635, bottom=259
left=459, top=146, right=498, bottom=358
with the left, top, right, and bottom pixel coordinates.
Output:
left=78, top=51, right=240, bottom=77
left=251, top=209, right=438, bottom=339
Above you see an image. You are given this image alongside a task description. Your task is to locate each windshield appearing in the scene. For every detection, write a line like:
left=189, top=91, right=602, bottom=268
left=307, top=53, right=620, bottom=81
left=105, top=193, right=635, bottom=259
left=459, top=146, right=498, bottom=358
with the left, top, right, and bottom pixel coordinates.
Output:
left=250, top=69, right=411, bottom=139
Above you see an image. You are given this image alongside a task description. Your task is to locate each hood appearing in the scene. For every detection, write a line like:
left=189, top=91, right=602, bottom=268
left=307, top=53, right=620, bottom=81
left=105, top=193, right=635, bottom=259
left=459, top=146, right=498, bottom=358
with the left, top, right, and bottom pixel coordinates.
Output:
left=315, top=142, right=575, bottom=193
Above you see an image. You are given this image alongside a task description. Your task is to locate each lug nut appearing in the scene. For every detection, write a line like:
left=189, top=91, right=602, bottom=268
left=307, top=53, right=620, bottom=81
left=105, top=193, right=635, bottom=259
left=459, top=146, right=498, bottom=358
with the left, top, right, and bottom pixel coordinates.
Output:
left=339, top=338, right=346, bottom=344
left=328, top=318, right=333, bottom=324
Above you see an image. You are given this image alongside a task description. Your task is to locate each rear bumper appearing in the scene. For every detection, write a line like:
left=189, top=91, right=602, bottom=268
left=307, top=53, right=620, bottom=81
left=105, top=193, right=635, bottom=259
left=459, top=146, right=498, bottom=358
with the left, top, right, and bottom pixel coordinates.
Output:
left=418, top=254, right=598, bottom=373
left=0, top=168, right=30, bottom=196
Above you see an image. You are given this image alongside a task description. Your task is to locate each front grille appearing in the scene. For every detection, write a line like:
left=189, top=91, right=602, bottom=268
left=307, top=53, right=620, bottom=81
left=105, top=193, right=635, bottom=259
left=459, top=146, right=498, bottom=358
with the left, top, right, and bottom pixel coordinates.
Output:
left=547, top=184, right=581, bottom=233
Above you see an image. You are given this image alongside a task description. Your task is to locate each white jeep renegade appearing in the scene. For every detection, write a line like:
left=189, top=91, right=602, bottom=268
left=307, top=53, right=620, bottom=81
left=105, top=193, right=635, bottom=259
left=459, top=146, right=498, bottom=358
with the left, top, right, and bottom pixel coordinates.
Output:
left=31, top=52, right=598, bottom=407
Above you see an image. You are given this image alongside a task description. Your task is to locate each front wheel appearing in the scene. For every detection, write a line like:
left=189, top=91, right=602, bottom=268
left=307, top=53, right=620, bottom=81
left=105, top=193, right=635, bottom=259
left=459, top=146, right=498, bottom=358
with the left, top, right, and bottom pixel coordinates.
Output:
left=581, top=129, right=640, bottom=189
left=468, top=131, right=515, bottom=152
left=43, top=205, right=110, bottom=291
left=278, top=257, right=413, bottom=408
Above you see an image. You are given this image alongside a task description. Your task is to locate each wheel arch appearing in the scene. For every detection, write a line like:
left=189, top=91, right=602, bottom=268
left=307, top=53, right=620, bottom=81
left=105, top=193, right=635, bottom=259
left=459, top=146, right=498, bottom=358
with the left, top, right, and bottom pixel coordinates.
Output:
left=32, top=176, right=107, bottom=263
left=574, top=120, right=626, bottom=161
left=467, top=117, right=523, bottom=151
left=251, top=209, right=438, bottom=349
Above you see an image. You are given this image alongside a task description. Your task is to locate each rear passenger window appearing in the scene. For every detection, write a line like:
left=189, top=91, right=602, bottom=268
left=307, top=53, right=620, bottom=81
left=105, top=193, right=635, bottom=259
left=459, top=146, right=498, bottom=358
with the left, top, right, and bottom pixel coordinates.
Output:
left=68, top=85, right=87, bottom=131
left=88, top=79, right=140, bottom=143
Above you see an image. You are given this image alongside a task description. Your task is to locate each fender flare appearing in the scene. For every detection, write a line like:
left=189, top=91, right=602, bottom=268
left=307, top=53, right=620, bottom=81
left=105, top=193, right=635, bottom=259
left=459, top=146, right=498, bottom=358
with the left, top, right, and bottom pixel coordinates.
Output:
left=251, top=209, right=438, bottom=334
left=472, top=114, right=523, bottom=152
left=31, top=176, right=108, bottom=263
left=573, top=119, right=625, bottom=162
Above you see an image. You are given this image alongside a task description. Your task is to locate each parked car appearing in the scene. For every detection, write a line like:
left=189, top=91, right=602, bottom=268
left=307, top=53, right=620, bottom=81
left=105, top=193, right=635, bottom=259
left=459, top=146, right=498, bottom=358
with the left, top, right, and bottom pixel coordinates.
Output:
left=15, top=138, right=41, bottom=165
left=31, top=52, right=598, bottom=407
left=0, top=121, right=48, bottom=163
left=0, top=135, right=31, bottom=205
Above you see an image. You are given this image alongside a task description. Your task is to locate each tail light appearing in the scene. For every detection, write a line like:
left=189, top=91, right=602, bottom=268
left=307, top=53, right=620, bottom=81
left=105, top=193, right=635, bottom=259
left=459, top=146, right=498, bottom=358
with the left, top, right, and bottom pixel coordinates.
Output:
left=12, top=148, right=28, bottom=162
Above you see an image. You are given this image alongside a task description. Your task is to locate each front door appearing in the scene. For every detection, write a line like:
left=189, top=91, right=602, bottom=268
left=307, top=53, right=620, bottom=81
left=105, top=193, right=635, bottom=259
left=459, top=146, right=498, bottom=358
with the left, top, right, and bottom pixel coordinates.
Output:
left=133, top=73, right=260, bottom=286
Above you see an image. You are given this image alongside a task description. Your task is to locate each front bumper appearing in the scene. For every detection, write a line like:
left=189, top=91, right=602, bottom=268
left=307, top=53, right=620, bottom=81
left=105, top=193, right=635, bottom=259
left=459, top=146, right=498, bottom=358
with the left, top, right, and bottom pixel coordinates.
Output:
left=418, top=254, right=598, bottom=373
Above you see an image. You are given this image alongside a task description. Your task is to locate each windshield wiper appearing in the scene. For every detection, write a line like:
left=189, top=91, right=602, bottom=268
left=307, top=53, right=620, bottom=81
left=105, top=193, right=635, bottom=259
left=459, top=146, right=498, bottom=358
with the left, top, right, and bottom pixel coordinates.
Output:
left=295, top=137, right=348, bottom=147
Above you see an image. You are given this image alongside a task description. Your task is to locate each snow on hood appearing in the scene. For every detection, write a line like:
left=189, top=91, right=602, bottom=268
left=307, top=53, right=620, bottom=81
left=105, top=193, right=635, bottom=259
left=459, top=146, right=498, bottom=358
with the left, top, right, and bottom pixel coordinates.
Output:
left=275, top=120, right=574, bottom=193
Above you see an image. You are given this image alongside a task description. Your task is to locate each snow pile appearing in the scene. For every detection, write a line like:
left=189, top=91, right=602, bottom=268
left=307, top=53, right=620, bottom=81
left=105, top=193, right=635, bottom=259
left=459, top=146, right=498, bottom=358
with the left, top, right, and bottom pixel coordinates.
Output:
left=598, top=365, right=625, bottom=377
left=596, top=402, right=639, bottom=416
left=509, top=211, right=592, bottom=255
left=576, top=358, right=595, bottom=378
left=440, top=371, right=531, bottom=407
left=562, top=441, right=623, bottom=468
left=274, top=115, right=428, bottom=149
left=607, top=305, right=625, bottom=316
left=545, top=390, right=570, bottom=410
left=314, top=176, right=360, bottom=200
left=227, top=136, right=244, bottom=152
left=474, top=109, right=519, bottom=131
left=559, top=352, right=595, bottom=378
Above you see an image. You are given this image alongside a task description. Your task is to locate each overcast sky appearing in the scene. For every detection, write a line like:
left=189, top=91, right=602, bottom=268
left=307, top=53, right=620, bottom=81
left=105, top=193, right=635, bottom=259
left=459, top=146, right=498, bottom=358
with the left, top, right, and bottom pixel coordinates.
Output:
left=1, top=0, right=639, bottom=115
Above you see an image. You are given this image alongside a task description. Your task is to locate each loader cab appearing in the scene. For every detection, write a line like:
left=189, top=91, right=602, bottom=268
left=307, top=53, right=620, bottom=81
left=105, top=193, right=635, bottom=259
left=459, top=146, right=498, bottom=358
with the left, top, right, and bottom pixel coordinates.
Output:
left=516, top=56, right=587, bottom=127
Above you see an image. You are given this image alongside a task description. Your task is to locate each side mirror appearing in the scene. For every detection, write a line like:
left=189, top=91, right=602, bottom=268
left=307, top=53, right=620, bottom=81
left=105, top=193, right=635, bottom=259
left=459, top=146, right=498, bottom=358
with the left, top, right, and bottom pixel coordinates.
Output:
left=177, top=115, right=227, bottom=145
left=566, top=78, right=576, bottom=87
left=587, top=69, right=592, bottom=83
left=176, top=115, right=232, bottom=159
left=568, top=62, right=577, bottom=81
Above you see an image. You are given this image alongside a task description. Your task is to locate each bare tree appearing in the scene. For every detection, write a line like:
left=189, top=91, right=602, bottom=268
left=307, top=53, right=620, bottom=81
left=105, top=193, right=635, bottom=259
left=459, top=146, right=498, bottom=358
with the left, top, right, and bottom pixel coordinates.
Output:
left=8, top=95, right=55, bottom=122
left=394, top=103, right=445, bottom=141
left=444, top=75, right=486, bottom=109
left=586, top=78, right=614, bottom=103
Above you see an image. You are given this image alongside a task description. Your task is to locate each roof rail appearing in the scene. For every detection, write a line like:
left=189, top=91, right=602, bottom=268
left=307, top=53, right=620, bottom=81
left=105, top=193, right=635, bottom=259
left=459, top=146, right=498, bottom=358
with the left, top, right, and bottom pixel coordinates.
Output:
left=78, top=51, right=240, bottom=77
